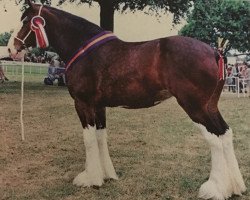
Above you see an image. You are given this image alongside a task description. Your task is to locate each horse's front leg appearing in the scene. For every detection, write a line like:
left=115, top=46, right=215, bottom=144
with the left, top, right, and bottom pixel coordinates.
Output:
left=73, top=99, right=104, bottom=187
left=95, top=107, right=118, bottom=180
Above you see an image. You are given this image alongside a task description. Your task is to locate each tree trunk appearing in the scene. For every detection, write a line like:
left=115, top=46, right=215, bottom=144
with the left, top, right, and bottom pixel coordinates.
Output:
left=99, top=1, right=115, bottom=32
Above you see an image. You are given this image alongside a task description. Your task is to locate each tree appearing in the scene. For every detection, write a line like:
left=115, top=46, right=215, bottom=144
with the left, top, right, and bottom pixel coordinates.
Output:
left=179, top=0, right=250, bottom=53
left=0, top=32, right=11, bottom=46
left=29, top=0, right=193, bottom=31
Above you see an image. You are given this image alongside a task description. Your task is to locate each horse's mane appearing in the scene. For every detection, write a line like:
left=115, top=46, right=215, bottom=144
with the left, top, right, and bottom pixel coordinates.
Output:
left=21, top=8, right=31, bottom=21
left=21, top=5, right=103, bottom=35
left=49, top=6, right=100, bottom=28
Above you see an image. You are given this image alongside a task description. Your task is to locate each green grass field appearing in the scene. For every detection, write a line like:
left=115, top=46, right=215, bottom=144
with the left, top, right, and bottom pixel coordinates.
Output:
left=0, top=78, right=249, bottom=200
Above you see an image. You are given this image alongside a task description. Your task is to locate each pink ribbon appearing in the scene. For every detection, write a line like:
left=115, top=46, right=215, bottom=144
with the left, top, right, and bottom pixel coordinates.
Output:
left=31, top=17, right=49, bottom=48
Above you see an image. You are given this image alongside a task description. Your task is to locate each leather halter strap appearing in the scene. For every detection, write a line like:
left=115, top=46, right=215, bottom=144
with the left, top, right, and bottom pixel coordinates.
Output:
left=65, top=31, right=117, bottom=71
left=15, top=5, right=48, bottom=48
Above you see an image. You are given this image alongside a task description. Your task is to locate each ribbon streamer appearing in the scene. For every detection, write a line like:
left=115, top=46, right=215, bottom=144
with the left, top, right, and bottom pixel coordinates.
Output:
left=32, top=18, right=49, bottom=48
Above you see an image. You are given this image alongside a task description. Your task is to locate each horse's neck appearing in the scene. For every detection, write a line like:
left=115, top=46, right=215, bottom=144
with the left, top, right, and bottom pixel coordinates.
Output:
left=46, top=11, right=103, bottom=63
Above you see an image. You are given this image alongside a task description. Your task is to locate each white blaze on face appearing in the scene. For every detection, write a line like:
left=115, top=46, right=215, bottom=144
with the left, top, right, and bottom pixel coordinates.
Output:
left=7, top=17, right=26, bottom=57
left=7, top=34, right=16, bottom=56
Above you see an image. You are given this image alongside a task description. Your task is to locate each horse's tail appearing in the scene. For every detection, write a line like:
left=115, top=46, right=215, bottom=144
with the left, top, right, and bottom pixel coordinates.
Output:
left=204, top=50, right=228, bottom=135
left=207, top=50, right=226, bottom=110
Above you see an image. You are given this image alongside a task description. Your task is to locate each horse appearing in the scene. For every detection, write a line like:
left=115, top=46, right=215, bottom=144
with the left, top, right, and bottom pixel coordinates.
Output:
left=10, top=1, right=246, bottom=199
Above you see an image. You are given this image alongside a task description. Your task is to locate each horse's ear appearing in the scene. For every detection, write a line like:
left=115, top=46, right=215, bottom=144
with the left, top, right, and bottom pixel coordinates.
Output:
left=26, top=0, right=34, bottom=8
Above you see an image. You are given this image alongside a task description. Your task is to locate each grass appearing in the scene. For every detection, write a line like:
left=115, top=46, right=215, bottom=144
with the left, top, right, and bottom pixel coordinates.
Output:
left=0, top=78, right=249, bottom=200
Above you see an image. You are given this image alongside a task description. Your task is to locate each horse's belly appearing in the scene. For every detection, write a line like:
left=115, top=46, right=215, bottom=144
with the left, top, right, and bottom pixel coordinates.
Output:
left=104, top=89, right=172, bottom=109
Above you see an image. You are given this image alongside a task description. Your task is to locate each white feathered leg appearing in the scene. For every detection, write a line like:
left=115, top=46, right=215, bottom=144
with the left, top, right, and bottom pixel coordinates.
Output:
left=96, top=129, right=118, bottom=180
left=197, top=124, right=232, bottom=200
left=221, top=129, right=246, bottom=195
left=73, top=125, right=104, bottom=187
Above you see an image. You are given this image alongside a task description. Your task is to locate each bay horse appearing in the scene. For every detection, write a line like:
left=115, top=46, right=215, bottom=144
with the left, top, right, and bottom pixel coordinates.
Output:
left=10, top=1, right=246, bottom=199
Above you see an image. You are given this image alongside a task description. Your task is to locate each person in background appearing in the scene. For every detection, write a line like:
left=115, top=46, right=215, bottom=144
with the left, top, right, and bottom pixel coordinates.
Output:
left=53, top=59, right=60, bottom=68
left=238, top=64, right=248, bottom=93
left=0, top=60, right=9, bottom=83
left=226, top=66, right=233, bottom=92
left=231, top=63, right=239, bottom=92
left=44, top=59, right=66, bottom=86
left=48, top=60, right=57, bottom=83
left=243, top=64, right=250, bottom=96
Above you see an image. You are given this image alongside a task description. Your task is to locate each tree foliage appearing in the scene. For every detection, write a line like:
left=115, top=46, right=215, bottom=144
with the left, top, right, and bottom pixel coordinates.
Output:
left=58, top=0, right=192, bottom=23
left=22, top=0, right=192, bottom=31
left=0, top=32, right=11, bottom=46
left=179, top=0, right=250, bottom=53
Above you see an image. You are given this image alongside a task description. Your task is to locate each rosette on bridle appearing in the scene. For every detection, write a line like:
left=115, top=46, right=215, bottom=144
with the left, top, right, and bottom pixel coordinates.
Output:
left=15, top=5, right=49, bottom=49
left=30, top=15, right=49, bottom=48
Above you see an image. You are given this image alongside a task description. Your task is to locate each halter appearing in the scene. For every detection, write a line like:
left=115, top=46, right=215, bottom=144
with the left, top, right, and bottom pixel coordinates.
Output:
left=15, top=5, right=49, bottom=49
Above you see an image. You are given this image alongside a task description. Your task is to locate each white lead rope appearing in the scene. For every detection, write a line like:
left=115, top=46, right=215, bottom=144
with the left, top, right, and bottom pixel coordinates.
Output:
left=20, top=57, right=25, bottom=141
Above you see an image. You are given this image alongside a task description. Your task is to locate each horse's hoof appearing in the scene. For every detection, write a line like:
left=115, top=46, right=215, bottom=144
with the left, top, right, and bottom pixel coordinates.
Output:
left=105, top=174, right=119, bottom=180
left=103, top=169, right=119, bottom=180
left=73, top=171, right=103, bottom=187
left=198, top=180, right=231, bottom=200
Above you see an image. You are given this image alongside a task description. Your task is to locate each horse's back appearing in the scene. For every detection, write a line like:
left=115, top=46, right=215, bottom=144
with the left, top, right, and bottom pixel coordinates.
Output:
left=159, top=36, right=217, bottom=75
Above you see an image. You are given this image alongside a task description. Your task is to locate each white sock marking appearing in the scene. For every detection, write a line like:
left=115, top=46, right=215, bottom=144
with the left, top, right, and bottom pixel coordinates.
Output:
left=73, top=125, right=104, bottom=187
left=221, top=129, right=246, bottom=194
left=96, top=129, right=118, bottom=180
left=8, top=20, right=24, bottom=55
left=195, top=124, right=245, bottom=200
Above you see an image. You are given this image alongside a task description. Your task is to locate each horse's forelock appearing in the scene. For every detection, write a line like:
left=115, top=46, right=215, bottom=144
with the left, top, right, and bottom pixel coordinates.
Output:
left=20, top=4, right=42, bottom=21
left=21, top=8, right=31, bottom=21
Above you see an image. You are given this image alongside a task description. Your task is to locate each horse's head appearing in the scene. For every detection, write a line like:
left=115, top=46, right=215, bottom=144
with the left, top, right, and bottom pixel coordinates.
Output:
left=9, top=0, right=49, bottom=56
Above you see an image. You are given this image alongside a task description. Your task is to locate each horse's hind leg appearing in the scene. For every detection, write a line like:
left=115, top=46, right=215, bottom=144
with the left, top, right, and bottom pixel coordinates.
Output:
left=176, top=96, right=246, bottom=199
left=196, top=123, right=246, bottom=200
left=220, top=129, right=246, bottom=195
left=95, top=107, right=118, bottom=180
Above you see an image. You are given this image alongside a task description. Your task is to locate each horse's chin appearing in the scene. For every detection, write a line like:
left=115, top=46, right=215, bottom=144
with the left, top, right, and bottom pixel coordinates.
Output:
left=7, top=47, right=26, bottom=60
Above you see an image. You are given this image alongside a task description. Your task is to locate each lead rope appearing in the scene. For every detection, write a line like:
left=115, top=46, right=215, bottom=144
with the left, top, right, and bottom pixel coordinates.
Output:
left=20, top=56, right=25, bottom=141
left=18, top=5, right=43, bottom=141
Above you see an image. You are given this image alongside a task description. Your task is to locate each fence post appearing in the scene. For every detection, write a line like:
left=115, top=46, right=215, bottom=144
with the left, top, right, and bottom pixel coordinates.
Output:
left=237, top=77, right=240, bottom=98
